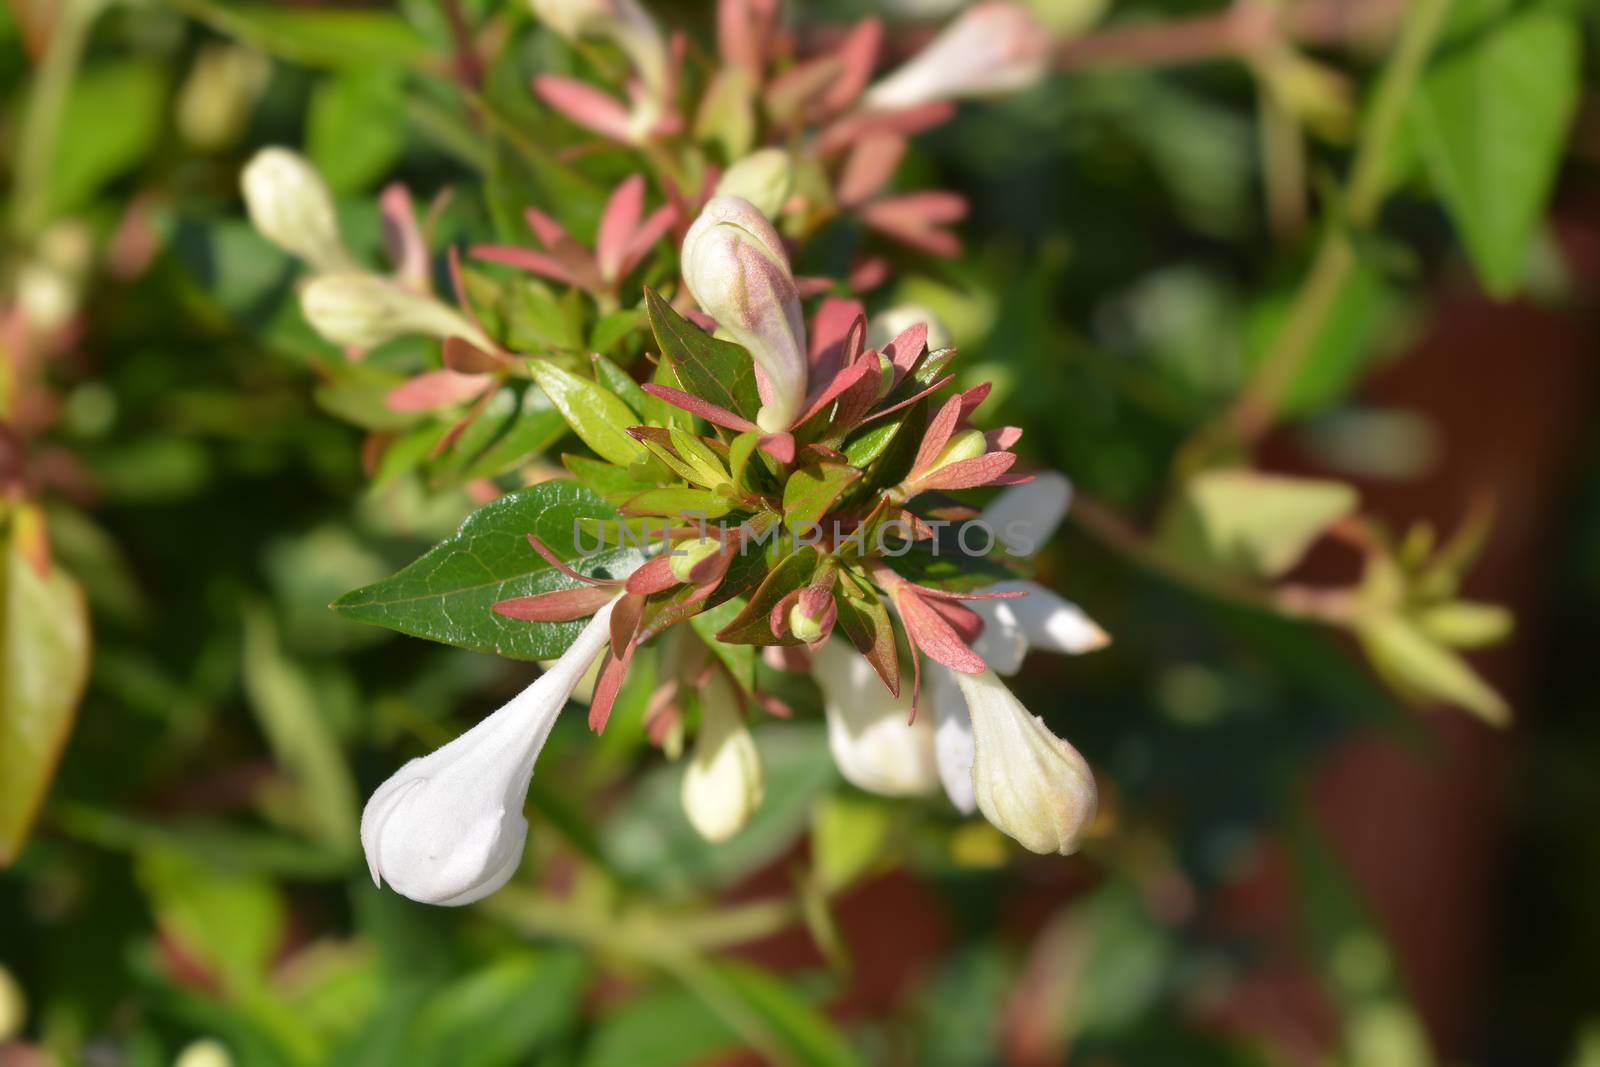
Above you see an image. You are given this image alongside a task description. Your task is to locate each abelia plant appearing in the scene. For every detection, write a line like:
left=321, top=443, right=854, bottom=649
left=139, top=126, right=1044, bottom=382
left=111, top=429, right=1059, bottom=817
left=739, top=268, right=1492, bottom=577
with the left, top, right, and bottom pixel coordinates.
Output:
left=346, top=188, right=1109, bottom=906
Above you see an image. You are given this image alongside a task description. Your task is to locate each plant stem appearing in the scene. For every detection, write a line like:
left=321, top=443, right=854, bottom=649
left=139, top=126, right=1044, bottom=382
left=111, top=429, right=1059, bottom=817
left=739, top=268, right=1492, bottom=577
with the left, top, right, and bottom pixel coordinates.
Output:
left=1203, top=0, right=1455, bottom=452
left=11, top=0, right=104, bottom=240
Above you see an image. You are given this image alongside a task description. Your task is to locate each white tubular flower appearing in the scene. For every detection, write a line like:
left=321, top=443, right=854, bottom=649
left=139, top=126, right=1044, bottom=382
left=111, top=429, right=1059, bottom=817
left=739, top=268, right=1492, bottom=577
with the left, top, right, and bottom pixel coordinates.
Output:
left=681, top=196, right=808, bottom=432
left=812, top=639, right=940, bottom=797
left=863, top=3, right=1051, bottom=112
left=300, top=273, right=493, bottom=351
left=984, top=470, right=1072, bottom=557
left=0, top=964, right=24, bottom=1043
left=714, top=149, right=795, bottom=221
left=530, top=0, right=668, bottom=103
left=240, top=147, right=358, bottom=274
left=361, top=600, right=618, bottom=906
left=957, top=667, right=1096, bottom=855
left=927, top=469, right=1106, bottom=814
left=681, top=671, right=765, bottom=842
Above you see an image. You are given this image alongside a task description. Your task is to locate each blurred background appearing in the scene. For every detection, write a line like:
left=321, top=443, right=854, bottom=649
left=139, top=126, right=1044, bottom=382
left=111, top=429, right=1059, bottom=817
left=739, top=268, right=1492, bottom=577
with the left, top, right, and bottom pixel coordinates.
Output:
left=1, top=0, right=1598, bottom=1065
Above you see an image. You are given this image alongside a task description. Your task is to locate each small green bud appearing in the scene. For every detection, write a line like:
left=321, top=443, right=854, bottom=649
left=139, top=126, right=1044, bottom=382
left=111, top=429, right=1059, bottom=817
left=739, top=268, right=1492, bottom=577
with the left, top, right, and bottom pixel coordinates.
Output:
left=789, top=601, right=825, bottom=644
left=669, top=537, right=723, bottom=583
left=714, top=149, right=794, bottom=220
left=931, top=429, right=988, bottom=471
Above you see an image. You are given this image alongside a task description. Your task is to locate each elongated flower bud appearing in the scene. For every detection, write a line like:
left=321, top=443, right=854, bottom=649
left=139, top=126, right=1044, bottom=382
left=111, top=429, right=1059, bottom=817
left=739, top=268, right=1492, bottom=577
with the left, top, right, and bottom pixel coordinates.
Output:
left=0, top=965, right=24, bottom=1043
left=715, top=149, right=795, bottom=220
left=241, top=148, right=358, bottom=274
left=681, top=196, right=807, bottom=432
left=681, top=671, right=765, bottom=842
left=361, top=600, right=617, bottom=905
left=812, top=640, right=940, bottom=797
left=300, top=273, right=492, bottom=351
left=863, top=3, right=1051, bottom=111
left=956, top=667, right=1096, bottom=855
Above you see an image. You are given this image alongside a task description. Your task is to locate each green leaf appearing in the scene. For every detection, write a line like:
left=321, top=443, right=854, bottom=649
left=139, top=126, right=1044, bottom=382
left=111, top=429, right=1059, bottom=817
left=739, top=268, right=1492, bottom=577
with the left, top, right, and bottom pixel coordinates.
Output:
left=583, top=987, right=739, bottom=1067
left=604, top=723, right=837, bottom=894
left=811, top=792, right=893, bottom=893
left=689, top=598, right=757, bottom=693
left=670, top=958, right=863, bottom=1067
left=410, top=950, right=588, bottom=1067
left=564, top=454, right=657, bottom=505
left=715, top=548, right=818, bottom=645
left=782, top=464, right=861, bottom=534
left=451, top=386, right=569, bottom=481
left=0, top=523, right=90, bottom=865
left=1161, top=469, right=1358, bottom=579
left=592, top=353, right=649, bottom=417
left=135, top=847, right=285, bottom=993
left=1412, top=600, right=1513, bottom=649
left=174, top=3, right=433, bottom=68
left=307, top=68, right=408, bottom=194
left=332, top=481, right=642, bottom=660
left=622, top=487, right=734, bottom=520
left=528, top=360, right=646, bottom=467
left=1409, top=12, right=1582, bottom=296
left=591, top=310, right=645, bottom=356
left=1355, top=612, right=1510, bottom=725
left=831, top=572, right=898, bottom=694
left=47, top=60, right=166, bottom=218
left=644, top=289, right=761, bottom=421
left=241, top=607, right=359, bottom=855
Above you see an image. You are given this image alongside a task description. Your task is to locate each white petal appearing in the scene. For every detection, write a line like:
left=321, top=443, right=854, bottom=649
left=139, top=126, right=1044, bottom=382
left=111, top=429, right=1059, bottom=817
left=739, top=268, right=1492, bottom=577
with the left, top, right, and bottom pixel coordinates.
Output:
left=982, top=472, right=1072, bottom=557
left=863, top=3, right=1050, bottom=111
left=981, top=580, right=1109, bottom=659
left=958, top=668, right=1096, bottom=856
left=926, top=664, right=977, bottom=814
left=812, top=640, right=940, bottom=798
left=681, top=671, right=765, bottom=842
left=360, top=599, right=617, bottom=905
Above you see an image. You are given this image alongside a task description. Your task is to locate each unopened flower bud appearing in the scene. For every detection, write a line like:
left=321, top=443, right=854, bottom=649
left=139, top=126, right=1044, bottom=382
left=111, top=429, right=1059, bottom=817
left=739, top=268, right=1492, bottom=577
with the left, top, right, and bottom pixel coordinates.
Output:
left=812, top=640, right=941, bottom=797
left=174, top=1039, right=235, bottom=1067
left=789, top=601, right=825, bottom=644
left=957, top=668, right=1095, bottom=854
left=300, top=273, right=491, bottom=350
left=682, top=197, right=808, bottom=432
left=864, top=3, right=1051, bottom=111
left=669, top=536, right=724, bottom=583
left=715, top=149, right=795, bottom=220
left=241, top=148, right=358, bottom=274
left=681, top=672, right=764, bottom=842
left=927, top=429, right=988, bottom=474
left=177, top=43, right=271, bottom=150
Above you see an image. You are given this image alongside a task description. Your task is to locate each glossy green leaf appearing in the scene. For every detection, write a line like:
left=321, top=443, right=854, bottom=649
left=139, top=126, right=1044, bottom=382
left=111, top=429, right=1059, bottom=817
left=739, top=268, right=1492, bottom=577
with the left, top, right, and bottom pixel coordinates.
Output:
left=1410, top=12, right=1581, bottom=296
left=528, top=360, right=646, bottom=467
left=689, top=598, right=757, bottom=693
left=564, top=454, right=658, bottom=505
left=47, top=59, right=166, bottom=219
left=307, top=68, right=407, bottom=193
left=716, top=548, right=818, bottom=645
left=645, top=289, right=761, bottom=421
left=782, top=464, right=861, bottom=534
left=332, top=481, right=642, bottom=660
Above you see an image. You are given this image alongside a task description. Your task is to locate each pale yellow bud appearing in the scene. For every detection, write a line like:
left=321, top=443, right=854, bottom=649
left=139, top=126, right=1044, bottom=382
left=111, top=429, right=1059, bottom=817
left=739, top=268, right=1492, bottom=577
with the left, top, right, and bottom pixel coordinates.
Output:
left=788, top=600, right=825, bottom=644
left=241, top=148, right=357, bottom=274
left=299, top=273, right=492, bottom=350
left=177, top=43, right=271, bottom=150
left=927, top=429, right=988, bottom=475
left=681, top=673, right=764, bottom=842
left=958, top=668, right=1096, bottom=855
left=714, top=149, right=795, bottom=220
left=668, top=537, right=724, bottom=583
left=174, top=1039, right=235, bottom=1067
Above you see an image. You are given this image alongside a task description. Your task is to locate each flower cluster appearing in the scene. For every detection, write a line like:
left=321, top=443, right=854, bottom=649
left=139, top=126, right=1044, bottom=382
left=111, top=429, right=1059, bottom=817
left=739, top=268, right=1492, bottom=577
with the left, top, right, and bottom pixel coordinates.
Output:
left=242, top=0, right=1106, bottom=908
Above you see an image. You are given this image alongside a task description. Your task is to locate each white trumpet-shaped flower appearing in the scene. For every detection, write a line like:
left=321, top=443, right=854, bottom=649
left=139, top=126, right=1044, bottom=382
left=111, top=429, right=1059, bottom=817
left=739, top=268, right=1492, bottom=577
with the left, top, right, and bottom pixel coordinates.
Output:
left=927, top=473, right=1107, bottom=825
left=812, top=639, right=941, bottom=797
left=681, top=197, right=808, bottom=432
left=958, top=667, right=1097, bottom=855
left=361, top=599, right=618, bottom=905
left=530, top=0, right=668, bottom=103
left=240, top=148, right=358, bottom=275
left=863, top=3, right=1051, bottom=112
left=681, top=670, right=765, bottom=842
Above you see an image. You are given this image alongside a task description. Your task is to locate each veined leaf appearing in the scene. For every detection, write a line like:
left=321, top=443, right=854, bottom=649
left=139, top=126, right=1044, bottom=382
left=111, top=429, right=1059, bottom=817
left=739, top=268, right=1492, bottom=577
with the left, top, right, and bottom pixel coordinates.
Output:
left=644, top=289, right=761, bottom=421
left=528, top=360, right=646, bottom=467
left=782, top=464, right=861, bottom=534
left=716, top=548, right=818, bottom=645
left=332, top=482, right=641, bottom=660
